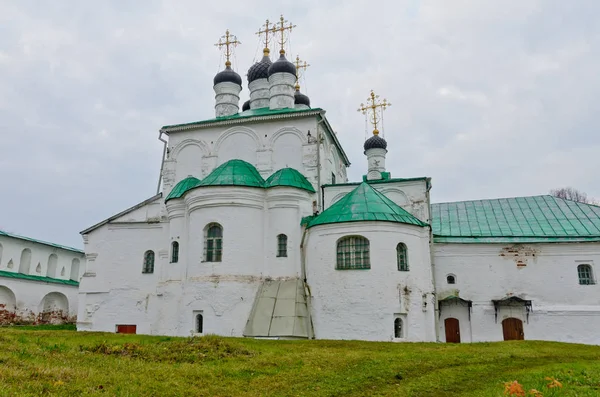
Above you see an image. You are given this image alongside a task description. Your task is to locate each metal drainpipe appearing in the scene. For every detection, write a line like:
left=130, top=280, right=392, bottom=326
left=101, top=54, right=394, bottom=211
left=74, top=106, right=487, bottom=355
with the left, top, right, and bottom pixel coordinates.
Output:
left=316, top=117, right=326, bottom=212
left=157, top=129, right=168, bottom=195
left=300, top=226, right=315, bottom=338
left=426, top=180, right=440, bottom=342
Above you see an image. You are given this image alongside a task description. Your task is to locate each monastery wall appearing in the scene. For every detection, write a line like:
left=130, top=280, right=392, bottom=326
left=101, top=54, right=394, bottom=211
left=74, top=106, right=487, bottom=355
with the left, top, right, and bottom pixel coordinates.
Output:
left=306, top=222, right=436, bottom=342
left=434, top=242, right=600, bottom=344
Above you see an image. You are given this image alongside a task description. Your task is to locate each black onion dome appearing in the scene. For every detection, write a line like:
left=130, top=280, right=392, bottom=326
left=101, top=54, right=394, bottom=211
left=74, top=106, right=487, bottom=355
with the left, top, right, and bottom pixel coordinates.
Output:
left=213, top=65, right=242, bottom=86
left=294, top=90, right=310, bottom=107
left=247, top=55, right=272, bottom=83
left=242, top=100, right=250, bottom=111
left=363, top=135, right=388, bottom=151
left=268, top=53, right=297, bottom=77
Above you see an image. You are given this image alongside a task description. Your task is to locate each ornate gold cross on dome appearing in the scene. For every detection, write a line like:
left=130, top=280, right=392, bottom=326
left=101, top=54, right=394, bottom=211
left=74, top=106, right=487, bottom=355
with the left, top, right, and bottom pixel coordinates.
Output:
left=256, top=19, right=274, bottom=56
left=214, top=29, right=241, bottom=67
left=294, top=55, right=310, bottom=90
left=357, top=90, right=391, bottom=135
left=273, top=14, right=296, bottom=55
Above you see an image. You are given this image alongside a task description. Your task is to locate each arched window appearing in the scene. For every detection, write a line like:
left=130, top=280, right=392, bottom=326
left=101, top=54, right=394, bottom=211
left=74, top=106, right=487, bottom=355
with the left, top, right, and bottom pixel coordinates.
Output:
left=447, top=274, right=456, bottom=284
left=19, top=248, right=31, bottom=274
left=70, top=258, right=80, bottom=281
left=205, top=223, right=223, bottom=262
left=171, top=241, right=179, bottom=263
left=397, top=243, right=408, bottom=271
left=196, top=314, right=203, bottom=333
left=336, top=236, right=370, bottom=270
left=277, top=234, right=288, bottom=257
left=578, top=264, right=595, bottom=285
left=394, top=318, right=403, bottom=338
left=47, top=254, right=58, bottom=278
left=142, top=250, right=155, bottom=273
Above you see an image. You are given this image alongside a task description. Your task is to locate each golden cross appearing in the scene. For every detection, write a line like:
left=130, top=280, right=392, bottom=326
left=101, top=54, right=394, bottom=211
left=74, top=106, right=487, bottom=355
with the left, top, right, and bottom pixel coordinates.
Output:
left=273, top=14, right=296, bottom=55
left=294, top=55, right=310, bottom=90
left=214, top=29, right=241, bottom=67
left=357, top=90, right=391, bottom=135
left=256, top=19, right=274, bottom=56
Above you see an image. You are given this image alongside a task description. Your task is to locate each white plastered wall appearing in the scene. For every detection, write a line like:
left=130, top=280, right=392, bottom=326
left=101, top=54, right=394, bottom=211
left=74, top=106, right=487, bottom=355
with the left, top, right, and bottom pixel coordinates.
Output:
left=434, top=242, right=600, bottom=345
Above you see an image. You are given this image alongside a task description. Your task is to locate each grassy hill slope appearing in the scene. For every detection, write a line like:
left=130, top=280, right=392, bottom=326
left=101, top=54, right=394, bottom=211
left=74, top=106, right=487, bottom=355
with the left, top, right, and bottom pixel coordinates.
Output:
left=0, top=328, right=599, bottom=396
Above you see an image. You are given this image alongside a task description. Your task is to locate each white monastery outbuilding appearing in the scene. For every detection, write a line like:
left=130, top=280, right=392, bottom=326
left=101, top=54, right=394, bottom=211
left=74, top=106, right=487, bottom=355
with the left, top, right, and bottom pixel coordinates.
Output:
left=77, top=21, right=600, bottom=344
left=0, top=230, right=83, bottom=324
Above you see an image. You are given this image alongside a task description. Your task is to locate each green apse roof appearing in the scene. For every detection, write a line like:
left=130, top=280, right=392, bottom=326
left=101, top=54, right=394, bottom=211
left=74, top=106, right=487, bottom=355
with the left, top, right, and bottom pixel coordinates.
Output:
left=308, top=182, right=428, bottom=229
left=0, top=270, right=79, bottom=286
left=199, top=159, right=265, bottom=188
left=165, top=176, right=201, bottom=202
left=431, top=195, right=600, bottom=243
left=265, top=168, right=316, bottom=193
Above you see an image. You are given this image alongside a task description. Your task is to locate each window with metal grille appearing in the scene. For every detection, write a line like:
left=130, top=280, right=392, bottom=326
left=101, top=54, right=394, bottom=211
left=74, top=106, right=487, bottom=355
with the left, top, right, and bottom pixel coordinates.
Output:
left=578, top=264, right=595, bottom=285
left=205, top=223, right=223, bottom=262
left=277, top=234, right=287, bottom=257
left=447, top=274, right=456, bottom=284
left=336, top=236, right=370, bottom=269
left=142, top=250, right=154, bottom=273
left=171, top=241, right=179, bottom=263
left=397, top=243, right=408, bottom=271
left=196, top=314, right=203, bottom=333
left=394, top=318, right=403, bottom=338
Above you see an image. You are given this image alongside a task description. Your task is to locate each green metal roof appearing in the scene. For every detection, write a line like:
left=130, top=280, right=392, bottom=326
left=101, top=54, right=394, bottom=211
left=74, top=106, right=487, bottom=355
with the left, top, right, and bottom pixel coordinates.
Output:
left=165, top=176, right=201, bottom=202
left=308, top=182, right=428, bottom=229
left=265, top=168, right=316, bottom=193
left=322, top=176, right=429, bottom=188
left=431, top=195, right=600, bottom=243
left=0, top=230, right=83, bottom=254
left=199, top=159, right=265, bottom=188
left=0, top=270, right=79, bottom=286
left=161, top=107, right=323, bottom=131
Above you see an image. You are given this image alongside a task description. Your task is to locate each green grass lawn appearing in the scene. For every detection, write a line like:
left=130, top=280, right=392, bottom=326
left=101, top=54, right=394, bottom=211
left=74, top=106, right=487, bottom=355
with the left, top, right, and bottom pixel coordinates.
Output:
left=0, top=328, right=599, bottom=396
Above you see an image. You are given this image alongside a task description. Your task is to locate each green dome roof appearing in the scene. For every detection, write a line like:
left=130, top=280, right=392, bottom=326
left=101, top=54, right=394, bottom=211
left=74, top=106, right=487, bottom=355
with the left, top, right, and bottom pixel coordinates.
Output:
left=165, top=176, right=201, bottom=202
left=265, top=168, right=316, bottom=193
left=307, top=182, right=428, bottom=229
left=199, top=159, right=265, bottom=188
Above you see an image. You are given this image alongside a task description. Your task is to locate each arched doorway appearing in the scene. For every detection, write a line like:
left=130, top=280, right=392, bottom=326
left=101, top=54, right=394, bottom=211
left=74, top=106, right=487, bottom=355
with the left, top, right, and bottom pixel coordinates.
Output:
left=502, top=317, right=524, bottom=341
left=444, top=317, right=461, bottom=343
left=39, top=292, right=69, bottom=324
left=0, top=285, right=17, bottom=324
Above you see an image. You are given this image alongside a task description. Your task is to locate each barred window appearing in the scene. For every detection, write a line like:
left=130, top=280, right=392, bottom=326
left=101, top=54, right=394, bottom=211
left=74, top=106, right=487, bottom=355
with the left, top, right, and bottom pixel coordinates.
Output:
left=205, top=223, right=223, bottom=262
left=397, top=243, right=408, bottom=271
left=277, top=234, right=288, bottom=257
left=578, top=264, right=594, bottom=285
left=394, top=318, right=403, bottom=338
left=447, top=274, right=456, bottom=284
left=196, top=314, right=203, bottom=333
left=171, top=241, right=179, bottom=263
left=336, top=236, right=370, bottom=270
left=142, top=250, right=155, bottom=273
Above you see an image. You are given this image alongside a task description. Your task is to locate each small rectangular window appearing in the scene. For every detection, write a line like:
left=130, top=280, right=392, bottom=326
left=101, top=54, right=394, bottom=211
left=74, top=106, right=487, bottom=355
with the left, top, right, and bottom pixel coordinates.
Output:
left=331, top=173, right=336, bottom=184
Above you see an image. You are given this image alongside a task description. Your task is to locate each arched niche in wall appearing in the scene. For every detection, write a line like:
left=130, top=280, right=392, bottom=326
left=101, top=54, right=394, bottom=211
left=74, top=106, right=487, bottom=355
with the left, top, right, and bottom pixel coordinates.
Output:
left=215, top=127, right=261, bottom=166
left=172, top=140, right=208, bottom=183
left=39, top=292, right=69, bottom=323
left=0, top=285, right=16, bottom=311
left=70, top=258, right=80, bottom=281
left=271, top=128, right=305, bottom=172
left=18, top=249, right=31, bottom=275
left=377, top=187, right=410, bottom=207
left=47, top=254, right=58, bottom=278
left=0, top=243, right=3, bottom=267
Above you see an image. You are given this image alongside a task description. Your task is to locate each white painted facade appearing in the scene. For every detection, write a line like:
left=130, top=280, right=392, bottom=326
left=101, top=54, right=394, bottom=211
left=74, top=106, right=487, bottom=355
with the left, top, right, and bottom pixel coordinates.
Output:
left=76, top=47, right=600, bottom=344
left=0, top=234, right=84, bottom=324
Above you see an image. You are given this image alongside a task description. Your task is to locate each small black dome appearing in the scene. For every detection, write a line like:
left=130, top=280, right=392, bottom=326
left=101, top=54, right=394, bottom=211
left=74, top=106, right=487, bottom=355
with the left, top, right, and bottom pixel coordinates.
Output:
left=242, top=100, right=250, bottom=111
left=363, top=135, right=388, bottom=151
left=214, top=65, right=242, bottom=86
left=294, top=90, right=310, bottom=107
left=268, top=53, right=296, bottom=77
left=248, top=55, right=272, bottom=84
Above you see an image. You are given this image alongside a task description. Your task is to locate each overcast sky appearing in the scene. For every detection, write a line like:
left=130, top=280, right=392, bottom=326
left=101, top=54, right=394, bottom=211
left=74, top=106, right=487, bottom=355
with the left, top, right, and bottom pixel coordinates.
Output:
left=1, top=0, right=599, bottom=248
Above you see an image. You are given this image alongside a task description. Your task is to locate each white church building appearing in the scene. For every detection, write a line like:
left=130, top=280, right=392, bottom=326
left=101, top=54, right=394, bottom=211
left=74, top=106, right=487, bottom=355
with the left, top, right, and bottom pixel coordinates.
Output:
left=77, top=23, right=600, bottom=344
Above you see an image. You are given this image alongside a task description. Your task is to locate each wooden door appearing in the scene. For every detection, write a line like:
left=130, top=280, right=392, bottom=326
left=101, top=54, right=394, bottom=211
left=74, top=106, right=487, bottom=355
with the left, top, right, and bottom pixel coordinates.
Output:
left=444, top=318, right=461, bottom=343
left=116, top=324, right=137, bottom=334
left=502, top=318, right=524, bottom=341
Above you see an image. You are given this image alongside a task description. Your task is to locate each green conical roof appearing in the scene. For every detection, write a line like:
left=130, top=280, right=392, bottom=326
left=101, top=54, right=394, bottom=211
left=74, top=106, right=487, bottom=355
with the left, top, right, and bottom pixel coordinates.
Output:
left=199, top=159, right=265, bottom=188
left=165, top=176, right=202, bottom=202
left=265, top=168, right=316, bottom=193
left=307, top=182, right=428, bottom=229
